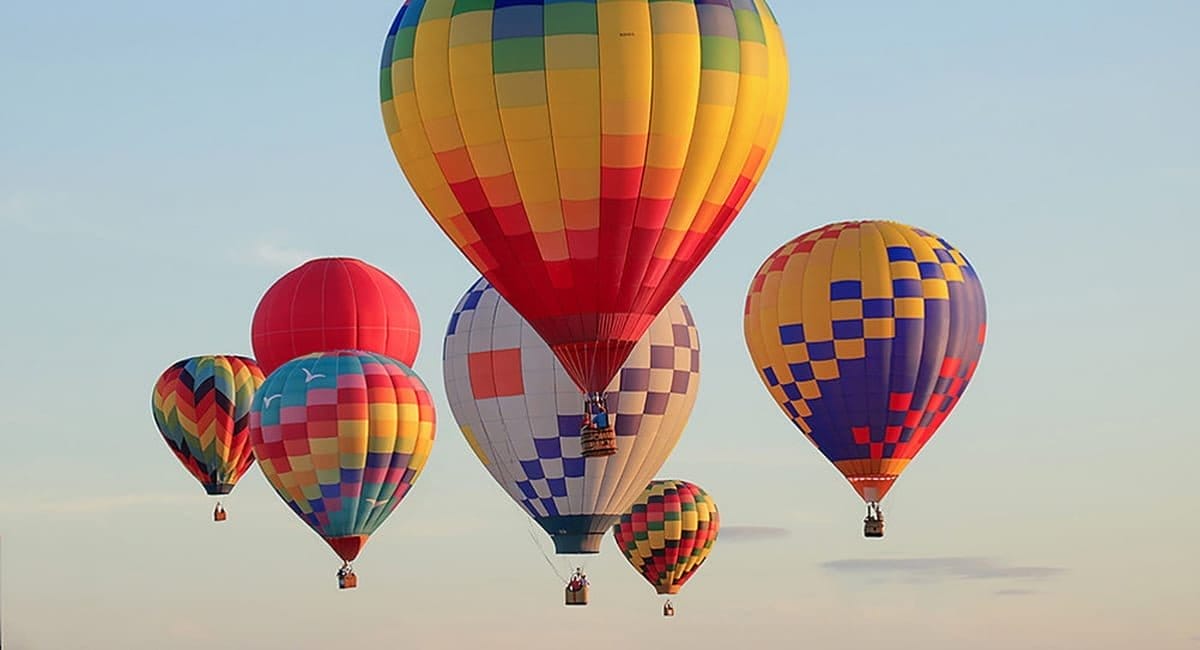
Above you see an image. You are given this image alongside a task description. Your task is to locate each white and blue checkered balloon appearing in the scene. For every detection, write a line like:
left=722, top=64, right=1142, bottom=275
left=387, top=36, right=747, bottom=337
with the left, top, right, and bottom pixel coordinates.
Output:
left=442, top=277, right=701, bottom=554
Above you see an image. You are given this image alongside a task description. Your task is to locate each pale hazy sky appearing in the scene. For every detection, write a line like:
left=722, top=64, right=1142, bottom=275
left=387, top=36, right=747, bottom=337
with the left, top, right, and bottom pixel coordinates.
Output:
left=1, top=2, right=1197, bottom=649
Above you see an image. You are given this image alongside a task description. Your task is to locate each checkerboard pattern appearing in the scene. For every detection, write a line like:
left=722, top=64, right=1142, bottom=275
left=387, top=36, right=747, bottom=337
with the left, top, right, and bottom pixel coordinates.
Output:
left=612, top=479, right=719, bottom=595
left=744, top=221, right=987, bottom=502
left=249, top=351, right=437, bottom=562
left=381, top=0, right=787, bottom=393
left=151, top=355, right=265, bottom=495
left=443, top=277, right=700, bottom=539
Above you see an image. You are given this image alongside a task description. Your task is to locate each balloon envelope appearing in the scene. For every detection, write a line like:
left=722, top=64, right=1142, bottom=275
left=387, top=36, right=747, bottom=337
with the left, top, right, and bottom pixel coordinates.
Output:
left=151, top=355, right=265, bottom=495
left=443, top=278, right=700, bottom=553
left=743, top=220, right=987, bottom=503
left=612, top=479, right=719, bottom=595
left=380, top=0, right=788, bottom=393
left=250, top=257, right=421, bottom=375
left=249, top=351, right=436, bottom=562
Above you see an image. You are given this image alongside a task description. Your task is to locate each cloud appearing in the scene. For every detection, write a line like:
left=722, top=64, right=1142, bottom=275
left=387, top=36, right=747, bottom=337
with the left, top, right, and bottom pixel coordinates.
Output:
left=0, top=493, right=195, bottom=516
left=721, top=525, right=792, bottom=542
left=820, top=557, right=1066, bottom=584
left=0, top=192, right=45, bottom=230
left=250, top=242, right=313, bottom=269
left=993, top=588, right=1038, bottom=596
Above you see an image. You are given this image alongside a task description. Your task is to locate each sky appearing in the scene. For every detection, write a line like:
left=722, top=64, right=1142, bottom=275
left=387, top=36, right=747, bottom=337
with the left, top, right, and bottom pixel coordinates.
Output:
left=1, top=1, right=1198, bottom=648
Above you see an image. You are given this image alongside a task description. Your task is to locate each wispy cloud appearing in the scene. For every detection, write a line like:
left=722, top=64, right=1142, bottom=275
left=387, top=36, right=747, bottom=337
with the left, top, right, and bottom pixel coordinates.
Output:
left=0, top=493, right=195, bottom=516
left=0, top=192, right=49, bottom=230
left=721, top=525, right=792, bottom=542
left=0, top=194, right=27, bottom=221
left=250, top=241, right=314, bottom=269
left=820, top=557, right=1066, bottom=584
left=993, top=588, right=1039, bottom=596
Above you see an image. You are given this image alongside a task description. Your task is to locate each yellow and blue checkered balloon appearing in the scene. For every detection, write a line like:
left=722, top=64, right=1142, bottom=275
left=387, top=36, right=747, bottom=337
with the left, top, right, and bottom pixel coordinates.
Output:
left=743, top=221, right=987, bottom=505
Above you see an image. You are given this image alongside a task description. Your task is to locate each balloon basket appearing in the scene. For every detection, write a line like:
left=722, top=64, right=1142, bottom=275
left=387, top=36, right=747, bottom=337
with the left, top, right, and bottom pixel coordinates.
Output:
left=662, top=602, right=675, bottom=617
left=580, top=425, right=617, bottom=457
left=338, top=563, right=358, bottom=590
left=863, top=503, right=884, bottom=538
left=213, top=504, right=227, bottom=522
left=564, top=585, right=588, bottom=606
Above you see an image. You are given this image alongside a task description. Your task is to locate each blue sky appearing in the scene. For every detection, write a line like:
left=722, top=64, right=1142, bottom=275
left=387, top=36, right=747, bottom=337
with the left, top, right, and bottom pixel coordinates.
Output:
left=1, top=1, right=1197, bottom=648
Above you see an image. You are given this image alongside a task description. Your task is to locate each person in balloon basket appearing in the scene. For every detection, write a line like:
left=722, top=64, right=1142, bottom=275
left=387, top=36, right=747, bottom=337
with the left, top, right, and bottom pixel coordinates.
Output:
left=581, top=397, right=611, bottom=434
left=587, top=410, right=610, bottom=432
left=337, top=563, right=357, bottom=589
left=567, top=568, right=588, bottom=592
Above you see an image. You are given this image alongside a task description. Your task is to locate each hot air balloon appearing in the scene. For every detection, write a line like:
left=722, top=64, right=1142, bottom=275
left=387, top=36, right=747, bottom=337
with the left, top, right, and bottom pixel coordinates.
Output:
left=743, top=220, right=987, bottom=537
left=151, top=355, right=265, bottom=522
left=380, top=1, right=788, bottom=457
left=250, top=257, right=421, bottom=376
left=613, top=479, right=719, bottom=616
left=442, top=278, right=700, bottom=601
left=249, top=350, right=436, bottom=589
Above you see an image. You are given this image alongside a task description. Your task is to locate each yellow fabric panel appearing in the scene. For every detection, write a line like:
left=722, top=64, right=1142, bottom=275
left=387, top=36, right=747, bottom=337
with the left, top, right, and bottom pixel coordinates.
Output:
left=864, top=317, right=895, bottom=339
left=696, top=57, right=769, bottom=229
left=836, top=338, right=866, bottom=360
left=370, top=402, right=399, bottom=422
left=811, top=359, right=839, bottom=381
left=546, top=49, right=602, bottom=223
left=800, top=237, right=835, bottom=342
left=459, top=424, right=490, bottom=466
left=894, top=297, right=925, bottom=319
left=943, top=262, right=965, bottom=283
left=597, top=1, right=653, bottom=136
left=733, top=1, right=790, bottom=212
left=830, top=226, right=861, bottom=282
left=289, top=455, right=314, bottom=472
left=368, top=430, right=398, bottom=454
left=774, top=241, right=809, bottom=326
left=413, top=421, right=435, bottom=465
left=309, top=438, right=338, bottom=457
left=858, top=222, right=893, bottom=300
left=387, top=52, right=474, bottom=252
left=831, top=299, right=864, bottom=320
left=657, top=72, right=738, bottom=237
left=412, top=17, right=457, bottom=153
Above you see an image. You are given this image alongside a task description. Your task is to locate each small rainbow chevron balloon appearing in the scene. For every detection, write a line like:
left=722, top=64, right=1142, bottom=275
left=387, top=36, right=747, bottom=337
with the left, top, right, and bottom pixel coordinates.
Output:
left=151, top=355, right=265, bottom=502
left=249, top=351, right=436, bottom=578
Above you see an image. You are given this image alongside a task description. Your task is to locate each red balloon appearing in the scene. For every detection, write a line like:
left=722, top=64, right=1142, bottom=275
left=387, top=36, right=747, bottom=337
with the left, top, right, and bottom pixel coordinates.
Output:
left=250, top=257, right=420, bottom=375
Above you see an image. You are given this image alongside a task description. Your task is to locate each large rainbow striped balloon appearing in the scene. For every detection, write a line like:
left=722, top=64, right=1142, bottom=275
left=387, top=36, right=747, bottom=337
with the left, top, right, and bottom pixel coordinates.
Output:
left=380, top=0, right=789, bottom=395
